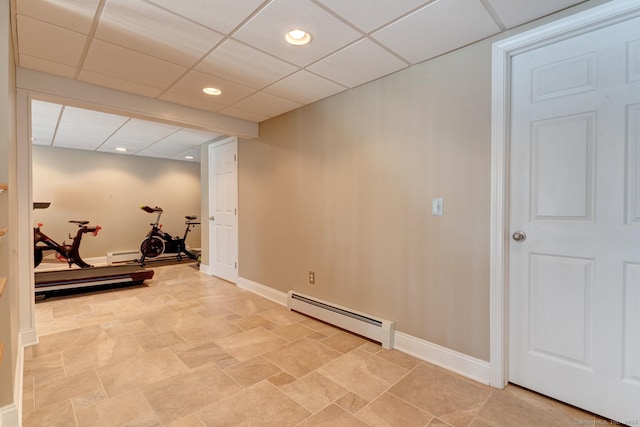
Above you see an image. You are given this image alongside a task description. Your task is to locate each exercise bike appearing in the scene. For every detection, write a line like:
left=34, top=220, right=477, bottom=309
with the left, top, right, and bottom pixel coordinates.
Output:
left=138, top=205, right=200, bottom=266
left=34, top=219, right=102, bottom=269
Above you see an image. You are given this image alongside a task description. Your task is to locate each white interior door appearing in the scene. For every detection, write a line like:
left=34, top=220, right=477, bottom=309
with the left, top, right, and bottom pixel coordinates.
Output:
left=208, top=138, right=238, bottom=283
left=509, top=15, right=640, bottom=423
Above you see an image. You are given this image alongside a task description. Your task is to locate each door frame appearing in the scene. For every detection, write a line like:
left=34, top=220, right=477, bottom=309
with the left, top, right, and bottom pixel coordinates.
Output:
left=204, top=136, right=239, bottom=283
left=489, top=0, right=640, bottom=388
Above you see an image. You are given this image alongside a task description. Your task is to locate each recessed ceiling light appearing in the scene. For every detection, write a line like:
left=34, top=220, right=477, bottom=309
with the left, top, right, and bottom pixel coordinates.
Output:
left=185, top=155, right=194, bottom=160
left=115, top=147, right=127, bottom=152
left=285, top=29, right=311, bottom=46
left=202, top=87, right=222, bottom=95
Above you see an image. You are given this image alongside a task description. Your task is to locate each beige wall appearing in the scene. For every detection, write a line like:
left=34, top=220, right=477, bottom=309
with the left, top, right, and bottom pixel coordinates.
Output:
left=0, top=0, right=17, bottom=407
left=32, top=146, right=201, bottom=260
left=239, top=39, right=492, bottom=361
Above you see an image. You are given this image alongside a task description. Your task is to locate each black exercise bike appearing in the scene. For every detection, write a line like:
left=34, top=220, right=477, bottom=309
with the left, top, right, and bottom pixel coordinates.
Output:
left=138, top=205, right=200, bottom=266
left=34, top=218, right=102, bottom=269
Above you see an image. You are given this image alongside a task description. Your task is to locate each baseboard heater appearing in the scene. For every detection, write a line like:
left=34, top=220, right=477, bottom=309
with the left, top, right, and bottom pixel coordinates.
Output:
left=287, top=291, right=394, bottom=349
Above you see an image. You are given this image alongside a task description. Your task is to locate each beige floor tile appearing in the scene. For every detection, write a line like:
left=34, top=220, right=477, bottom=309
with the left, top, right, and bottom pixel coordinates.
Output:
left=51, top=302, right=91, bottom=318
left=33, top=317, right=81, bottom=337
left=475, top=389, right=588, bottom=427
left=23, top=399, right=77, bottom=427
left=169, top=414, right=205, bottom=427
left=320, top=331, right=368, bottom=353
left=34, top=370, right=103, bottom=409
left=223, top=355, right=283, bottom=387
left=174, top=342, right=235, bottom=369
left=232, top=313, right=277, bottom=330
left=259, top=307, right=309, bottom=326
left=268, top=371, right=298, bottom=387
left=29, top=324, right=108, bottom=357
left=96, top=348, right=188, bottom=397
left=263, top=337, right=342, bottom=378
left=281, top=372, right=348, bottom=413
left=336, top=391, right=369, bottom=414
left=62, top=334, right=144, bottom=376
left=214, top=326, right=288, bottom=361
left=176, top=317, right=244, bottom=347
left=297, top=404, right=368, bottom=426
left=103, top=319, right=151, bottom=338
left=357, top=392, right=434, bottom=426
left=272, top=323, right=316, bottom=340
left=75, top=389, right=160, bottom=427
left=23, top=352, right=63, bottom=379
left=374, top=348, right=423, bottom=370
left=133, top=329, right=188, bottom=351
left=142, top=362, right=241, bottom=425
left=318, top=349, right=410, bottom=401
left=389, top=363, right=491, bottom=426
left=196, top=381, right=310, bottom=426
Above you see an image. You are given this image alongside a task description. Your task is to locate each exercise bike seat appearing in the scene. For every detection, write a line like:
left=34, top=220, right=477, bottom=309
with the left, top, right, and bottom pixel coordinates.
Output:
left=68, top=220, right=89, bottom=226
left=185, top=215, right=197, bottom=221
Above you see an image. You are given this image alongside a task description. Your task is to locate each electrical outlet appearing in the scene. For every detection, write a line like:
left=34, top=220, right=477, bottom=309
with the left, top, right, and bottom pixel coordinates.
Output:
left=309, top=271, right=315, bottom=284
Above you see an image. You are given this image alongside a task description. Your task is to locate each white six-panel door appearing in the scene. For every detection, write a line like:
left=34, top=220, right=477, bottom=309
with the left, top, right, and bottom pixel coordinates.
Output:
left=208, top=138, right=238, bottom=283
left=508, top=14, right=640, bottom=423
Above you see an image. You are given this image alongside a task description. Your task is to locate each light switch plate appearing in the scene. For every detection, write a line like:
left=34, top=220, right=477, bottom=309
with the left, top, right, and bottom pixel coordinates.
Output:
left=432, top=197, right=443, bottom=216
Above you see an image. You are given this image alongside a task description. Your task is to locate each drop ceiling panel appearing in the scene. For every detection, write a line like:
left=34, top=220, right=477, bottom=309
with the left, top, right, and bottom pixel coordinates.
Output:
left=97, top=0, right=225, bottom=66
left=166, top=70, right=256, bottom=107
left=373, top=0, right=501, bottom=64
left=31, top=100, right=62, bottom=145
left=308, top=38, right=408, bottom=88
left=218, top=106, right=269, bottom=123
left=169, top=147, right=201, bottom=162
left=264, top=70, right=346, bottom=105
left=19, top=55, right=76, bottom=78
left=16, top=15, right=87, bottom=67
left=146, top=0, right=266, bottom=34
left=233, top=0, right=362, bottom=67
left=16, top=0, right=100, bottom=34
left=83, top=39, right=187, bottom=89
left=231, top=92, right=302, bottom=118
left=316, top=0, right=431, bottom=32
left=158, top=92, right=223, bottom=113
left=78, top=70, right=164, bottom=98
left=196, top=39, right=298, bottom=90
left=486, top=0, right=586, bottom=28
left=54, top=107, right=130, bottom=150
left=97, top=118, right=181, bottom=152
left=159, top=128, right=222, bottom=147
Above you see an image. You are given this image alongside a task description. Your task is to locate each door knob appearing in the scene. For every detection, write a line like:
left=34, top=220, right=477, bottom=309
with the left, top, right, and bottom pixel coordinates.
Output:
left=512, top=231, right=526, bottom=242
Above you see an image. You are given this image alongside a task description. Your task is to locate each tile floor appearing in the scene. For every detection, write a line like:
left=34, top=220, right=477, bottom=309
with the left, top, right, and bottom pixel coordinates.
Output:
left=23, top=263, right=602, bottom=426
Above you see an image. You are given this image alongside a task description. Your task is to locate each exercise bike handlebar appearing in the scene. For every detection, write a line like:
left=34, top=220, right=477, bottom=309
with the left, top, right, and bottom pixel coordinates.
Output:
left=141, top=205, right=163, bottom=213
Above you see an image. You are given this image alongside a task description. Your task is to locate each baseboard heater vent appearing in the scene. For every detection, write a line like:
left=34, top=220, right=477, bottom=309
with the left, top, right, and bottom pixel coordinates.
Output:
left=287, top=291, right=394, bottom=349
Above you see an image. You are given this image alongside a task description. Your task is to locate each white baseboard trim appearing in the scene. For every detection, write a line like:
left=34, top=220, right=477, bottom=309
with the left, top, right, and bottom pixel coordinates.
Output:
left=199, top=263, right=212, bottom=275
left=237, top=277, right=288, bottom=305
left=0, top=330, right=29, bottom=427
left=20, top=328, right=37, bottom=348
left=394, top=331, right=491, bottom=385
left=0, top=403, right=19, bottom=427
left=237, top=276, right=492, bottom=385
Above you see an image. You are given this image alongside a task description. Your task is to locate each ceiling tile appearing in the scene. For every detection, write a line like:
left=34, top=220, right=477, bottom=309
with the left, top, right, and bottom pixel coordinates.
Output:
left=53, top=106, right=129, bottom=150
left=169, top=147, right=201, bottom=162
left=159, top=128, right=222, bottom=147
left=17, top=15, right=87, bottom=67
left=217, top=106, right=270, bottom=123
left=31, top=100, right=62, bottom=145
left=196, top=39, right=299, bottom=89
left=233, top=0, right=362, bottom=67
left=308, top=38, right=408, bottom=88
left=166, top=70, right=256, bottom=107
left=486, top=0, right=586, bottom=28
left=82, top=39, right=187, bottom=89
left=158, top=92, right=224, bottom=113
left=264, top=70, right=346, bottom=104
left=78, top=70, right=164, bottom=98
left=17, top=0, right=100, bottom=34
left=231, top=92, right=302, bottom=119
left=373, top=0, right=501, bottom=64
left=146, top=0, right=266, bottom=34
left=19, top=54, right=77, bottom=78
left=98, top=118, right=181, bottom=152
left=316, top=0, right=431, bottom=32
left=96, top=0, right=224, bottom=66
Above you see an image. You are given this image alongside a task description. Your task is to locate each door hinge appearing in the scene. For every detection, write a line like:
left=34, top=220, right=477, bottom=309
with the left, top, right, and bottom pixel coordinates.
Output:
left=234, top=154, right=237, bottom=161
left=235, top=262, right=237, bottom=269
left=235, top=208, right=237, bottom=215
